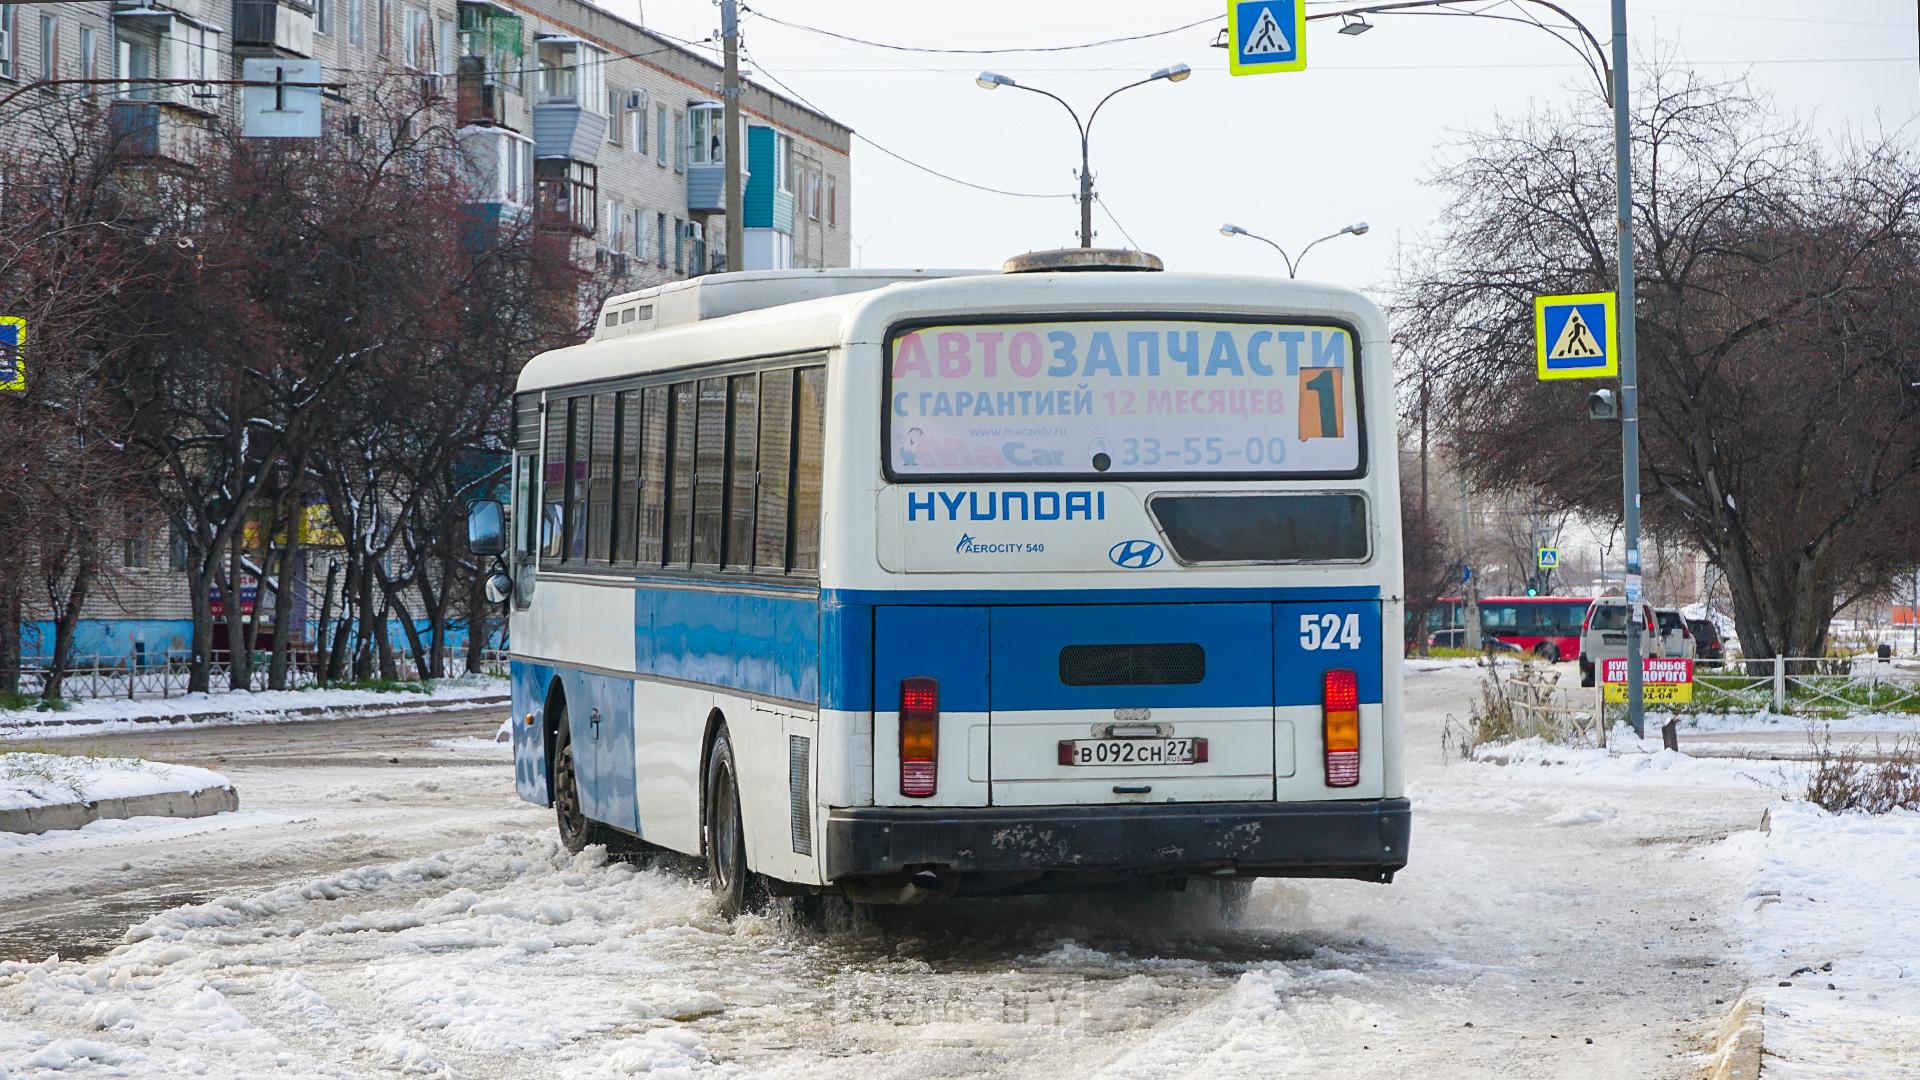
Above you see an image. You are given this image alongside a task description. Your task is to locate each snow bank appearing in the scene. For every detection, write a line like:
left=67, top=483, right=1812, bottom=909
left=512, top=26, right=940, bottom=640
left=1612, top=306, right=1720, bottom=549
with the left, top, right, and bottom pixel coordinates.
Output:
left=1403, top=656, right=1518, bottom=672
left=1, top=676, right=506, bottom=739
left=1470, top=738, right=1802, bottom=790
left=0, top=753, right=231, bottom=813
left=1714, top=801, right=1920, bottom=1076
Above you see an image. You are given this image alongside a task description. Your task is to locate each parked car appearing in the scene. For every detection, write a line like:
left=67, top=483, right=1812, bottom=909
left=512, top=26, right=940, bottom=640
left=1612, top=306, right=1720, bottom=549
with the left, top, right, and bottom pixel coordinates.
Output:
left=1655, top=608, right=1696, bottom=660
left=1427, top=628, right=1524, bottom=654
left=1687, top=618, right=1725, bottom=661
left=1578, top=597, right=1663, bottom=686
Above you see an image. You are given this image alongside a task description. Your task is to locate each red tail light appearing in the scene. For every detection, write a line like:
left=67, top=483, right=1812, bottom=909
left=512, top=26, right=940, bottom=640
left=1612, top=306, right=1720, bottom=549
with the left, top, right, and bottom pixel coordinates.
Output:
left=899, top=677, right=938, bottom=798
left=1323, top=668, right=1360, bottom=788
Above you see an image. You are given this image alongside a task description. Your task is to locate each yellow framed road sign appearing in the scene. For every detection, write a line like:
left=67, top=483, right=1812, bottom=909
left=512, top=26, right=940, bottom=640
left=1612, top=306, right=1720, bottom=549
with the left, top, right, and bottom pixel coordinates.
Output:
left=0, top=316, right=23, bottom=392
left=1228, top=0, right=1306, bottom=75
left=1604, top=681, right=1694, bottom=705
left=1535, top=292, right=1617, bottom=381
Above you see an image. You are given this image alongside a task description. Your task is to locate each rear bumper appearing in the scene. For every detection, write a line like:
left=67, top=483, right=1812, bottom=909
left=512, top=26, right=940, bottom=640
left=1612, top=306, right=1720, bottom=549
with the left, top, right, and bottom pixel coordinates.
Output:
left=824, top=797, right=1411, bottom=884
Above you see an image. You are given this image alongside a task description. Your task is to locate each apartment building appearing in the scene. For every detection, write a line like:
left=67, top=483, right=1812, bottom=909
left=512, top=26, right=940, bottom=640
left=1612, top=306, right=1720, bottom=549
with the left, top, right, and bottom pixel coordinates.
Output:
left=2, top=0, right=852, bottom=665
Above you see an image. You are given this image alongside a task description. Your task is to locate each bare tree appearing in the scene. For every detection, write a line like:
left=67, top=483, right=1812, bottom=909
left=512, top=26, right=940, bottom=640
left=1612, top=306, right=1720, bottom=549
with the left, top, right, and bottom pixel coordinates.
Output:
left=1396, top=66, right=1920, bottom=660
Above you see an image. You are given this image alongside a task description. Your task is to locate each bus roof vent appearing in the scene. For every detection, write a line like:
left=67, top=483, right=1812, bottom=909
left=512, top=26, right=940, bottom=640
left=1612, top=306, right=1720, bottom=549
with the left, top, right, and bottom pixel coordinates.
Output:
left=1002, top=248, right=1164, bottom=274
left=593, top=268, right=987, bottom=339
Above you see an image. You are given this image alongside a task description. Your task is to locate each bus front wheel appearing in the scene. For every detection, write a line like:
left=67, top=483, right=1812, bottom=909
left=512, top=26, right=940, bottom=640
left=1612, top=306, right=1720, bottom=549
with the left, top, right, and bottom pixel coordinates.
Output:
left=1534, top=643, right=1561, bottom=664
left=704, top=731, right=766, bottom=917
left=551, top=705, right=602, bottom=854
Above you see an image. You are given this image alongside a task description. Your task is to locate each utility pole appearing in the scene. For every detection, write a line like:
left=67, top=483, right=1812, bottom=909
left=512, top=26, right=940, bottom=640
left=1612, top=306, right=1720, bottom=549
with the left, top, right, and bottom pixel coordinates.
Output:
left=1463, top=484, right=1481, bottom=651
left=721, top=0, right=744, bottom=273
left=1611, top=0, right=1646, bottom=738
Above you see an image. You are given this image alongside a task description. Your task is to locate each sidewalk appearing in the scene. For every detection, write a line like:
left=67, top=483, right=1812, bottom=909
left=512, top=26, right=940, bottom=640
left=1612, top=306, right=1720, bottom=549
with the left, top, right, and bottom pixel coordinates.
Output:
left=1, top=678, right=509, bottom=739
left=1, top=752, right=237, bottom=833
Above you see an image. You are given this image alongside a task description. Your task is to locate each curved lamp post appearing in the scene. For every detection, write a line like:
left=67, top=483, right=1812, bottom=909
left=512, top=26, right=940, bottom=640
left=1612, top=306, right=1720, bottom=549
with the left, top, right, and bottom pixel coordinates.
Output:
left=976, top=64, right=1190, bottom=248
left=1218, top=221, right=1368, bottom=278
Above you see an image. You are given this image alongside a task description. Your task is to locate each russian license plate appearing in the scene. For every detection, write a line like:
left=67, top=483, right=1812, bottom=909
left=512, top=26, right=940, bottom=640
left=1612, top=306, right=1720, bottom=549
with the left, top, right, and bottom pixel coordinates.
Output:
left=1061, top=738, right=1201, bottom=766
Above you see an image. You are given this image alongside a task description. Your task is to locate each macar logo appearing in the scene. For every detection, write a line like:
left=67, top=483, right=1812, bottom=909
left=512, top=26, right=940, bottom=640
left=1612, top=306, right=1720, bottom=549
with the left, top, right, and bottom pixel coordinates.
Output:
left=956, top=533, right=975, bottom=554
left=1107, top=539, right=1164, bottom=569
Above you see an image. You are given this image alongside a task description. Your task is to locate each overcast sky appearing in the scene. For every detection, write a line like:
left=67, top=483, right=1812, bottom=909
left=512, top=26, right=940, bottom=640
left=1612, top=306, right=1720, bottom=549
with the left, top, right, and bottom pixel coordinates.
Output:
left=611, top=0, right=1917, bottom=299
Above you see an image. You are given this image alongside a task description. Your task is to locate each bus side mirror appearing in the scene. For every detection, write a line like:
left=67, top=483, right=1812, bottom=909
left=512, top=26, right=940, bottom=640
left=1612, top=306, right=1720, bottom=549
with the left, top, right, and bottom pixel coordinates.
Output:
left=467, top=500, right=506, bottom=557
left=484, top=572, right=512, bottom=604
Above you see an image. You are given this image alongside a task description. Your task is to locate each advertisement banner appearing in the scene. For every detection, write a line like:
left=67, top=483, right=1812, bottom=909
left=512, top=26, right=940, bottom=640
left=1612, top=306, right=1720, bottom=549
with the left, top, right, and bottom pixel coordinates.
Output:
left=887, top=320, right=1362, bottom=478
left=1601, top=656, right=1694, bottom=704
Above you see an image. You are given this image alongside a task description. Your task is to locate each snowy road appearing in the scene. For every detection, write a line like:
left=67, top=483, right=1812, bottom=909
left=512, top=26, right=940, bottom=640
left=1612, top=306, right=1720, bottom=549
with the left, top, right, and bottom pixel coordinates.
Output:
left=1, top=669, right=1789, bottom=1078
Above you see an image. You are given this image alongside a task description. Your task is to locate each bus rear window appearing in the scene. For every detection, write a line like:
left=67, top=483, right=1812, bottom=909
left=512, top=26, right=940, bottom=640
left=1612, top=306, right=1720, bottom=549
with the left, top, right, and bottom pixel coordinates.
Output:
left=887, top=318, right=1364, bottom=479
left=1148, top=493, right=1369, bottom=564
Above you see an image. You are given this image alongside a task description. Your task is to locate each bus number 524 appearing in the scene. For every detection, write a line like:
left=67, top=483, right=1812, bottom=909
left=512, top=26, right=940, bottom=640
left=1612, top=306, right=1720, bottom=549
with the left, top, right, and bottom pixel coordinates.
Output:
left=1301, top=612, right=1362, bottom=651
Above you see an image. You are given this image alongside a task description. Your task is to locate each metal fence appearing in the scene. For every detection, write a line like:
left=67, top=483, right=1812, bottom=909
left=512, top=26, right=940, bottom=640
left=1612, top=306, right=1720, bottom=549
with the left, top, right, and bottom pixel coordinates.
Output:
left=4, top=649, right=510, bottom=702
left=1691, top=656, right=1920, bottom=716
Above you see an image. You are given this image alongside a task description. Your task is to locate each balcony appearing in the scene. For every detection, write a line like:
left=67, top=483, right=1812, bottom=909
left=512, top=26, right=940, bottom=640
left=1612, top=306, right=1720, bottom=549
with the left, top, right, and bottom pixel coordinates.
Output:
left=531, top=103, right=606, bottom=164
left=232, top=0, right=316, bottom=56
left=456, top=55, right=523, bottom=128
left=109, top=100, right=204, bottom=163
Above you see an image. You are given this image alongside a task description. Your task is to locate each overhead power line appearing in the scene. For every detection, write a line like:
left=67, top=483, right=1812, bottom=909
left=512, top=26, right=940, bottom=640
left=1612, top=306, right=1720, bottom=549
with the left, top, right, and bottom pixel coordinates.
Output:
left=739, top=7, right=1218, bottom=55
left=742, top=48, right=1073, bottom=201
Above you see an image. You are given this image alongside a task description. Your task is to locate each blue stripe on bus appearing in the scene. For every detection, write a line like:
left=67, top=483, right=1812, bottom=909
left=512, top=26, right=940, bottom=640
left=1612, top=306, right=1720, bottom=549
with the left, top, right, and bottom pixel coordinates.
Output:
left=555, top=667, right=640, bottom=834
left=510, top=659, right=556, bottom=804
left=874, top=606, right=991, bottom=713
left=1274, top=601, right=1383, bottom=707
left=989, top=603, right=1275, bottom=711
left=637, top=586, right=820, bottom=705
left=822, top=585, right=1382, bottom=608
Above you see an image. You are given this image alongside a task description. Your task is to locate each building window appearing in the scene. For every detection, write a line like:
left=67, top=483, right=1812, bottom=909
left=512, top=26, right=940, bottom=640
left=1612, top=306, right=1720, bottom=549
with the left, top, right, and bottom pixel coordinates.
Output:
left=773, top=132, right=793, bottom=194
left=404, top=6, right=431, bottom=69
left=630, top=92, right=647, bottom=152
left=606, top=89, right=621, bottom=143
left=673, top=216, right=684, bottom=274
left=688, top=104, right=722, bottom=165
left=805, top=171, right=821, bottom=221
left=687, top=220, right=705, bottom=275
left=348, top=0, right=363, bottom=45
left=169, top=528, right=190, bottom=572
left=123, top=534, right=149, bottom=569
left=827, top=175, right=837, bottom=228
left=607, top=201, right=625, bottom=252
left=632, top=208, right=645, bottom=257
left=78, top=25, right=94, bottom=83
left=37, top=15, right=56, bottom=84
left=315, top=0, right=331, bottom=35
left=0, top=7, right=15, bottom=82
left=377, top=0, right=392, bottom=56
left=654, top=211, right=666, bottom=266
left=654, top=105, right=668, bottom=166
left=672, top=110, right=684, bottom=173
left=536, top=37, right=605, bottom=110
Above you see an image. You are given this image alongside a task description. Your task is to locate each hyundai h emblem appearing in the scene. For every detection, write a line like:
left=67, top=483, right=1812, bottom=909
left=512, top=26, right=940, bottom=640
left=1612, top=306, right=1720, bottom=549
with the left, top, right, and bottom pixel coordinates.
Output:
left=1108, top=539, right=1164, bottom=569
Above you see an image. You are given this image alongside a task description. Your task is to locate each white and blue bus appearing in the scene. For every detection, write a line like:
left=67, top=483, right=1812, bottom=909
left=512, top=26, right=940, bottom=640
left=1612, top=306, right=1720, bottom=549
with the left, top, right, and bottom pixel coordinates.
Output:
left=471, top=252, right=1409, bottom=912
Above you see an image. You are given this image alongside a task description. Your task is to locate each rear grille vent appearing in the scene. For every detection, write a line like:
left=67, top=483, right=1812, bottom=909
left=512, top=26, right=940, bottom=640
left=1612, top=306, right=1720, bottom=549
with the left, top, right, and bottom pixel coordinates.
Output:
left=1058, top=643, right=1205, bottom=686
left=787, top=734, right=813, bottom=856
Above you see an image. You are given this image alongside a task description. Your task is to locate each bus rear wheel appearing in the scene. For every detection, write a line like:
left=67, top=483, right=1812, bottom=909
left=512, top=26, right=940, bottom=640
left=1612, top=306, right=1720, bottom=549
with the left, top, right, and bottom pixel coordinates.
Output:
left=704, top=731, right=765, bottom=918
left=1534, top=643, right=1561, bottom=663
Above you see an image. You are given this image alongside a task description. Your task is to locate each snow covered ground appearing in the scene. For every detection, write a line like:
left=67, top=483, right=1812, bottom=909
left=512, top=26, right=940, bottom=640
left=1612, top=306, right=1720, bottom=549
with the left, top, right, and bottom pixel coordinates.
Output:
left=1711, top=802, right=1920, bottom=1077
left=0, top=668, right=1906, bottom=1077
left=0, top=677, right=507, bottom=740
left=0, top=753, right=231, bottom=813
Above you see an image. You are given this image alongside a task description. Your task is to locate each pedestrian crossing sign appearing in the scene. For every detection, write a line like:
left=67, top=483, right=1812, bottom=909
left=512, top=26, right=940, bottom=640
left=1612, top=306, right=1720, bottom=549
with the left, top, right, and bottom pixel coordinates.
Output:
left=1228, top=0, right=1306, bottom=75
left=1537, top=546, right=1559, bottom=570
left=0, top=317, right=24, bottom=393
left=1535, top=292, right=1617, bottom=380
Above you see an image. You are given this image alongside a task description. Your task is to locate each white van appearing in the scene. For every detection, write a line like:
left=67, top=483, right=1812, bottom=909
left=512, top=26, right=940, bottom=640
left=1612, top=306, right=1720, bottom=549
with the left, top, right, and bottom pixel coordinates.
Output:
left=1578, top=597, right=1661, bottom=687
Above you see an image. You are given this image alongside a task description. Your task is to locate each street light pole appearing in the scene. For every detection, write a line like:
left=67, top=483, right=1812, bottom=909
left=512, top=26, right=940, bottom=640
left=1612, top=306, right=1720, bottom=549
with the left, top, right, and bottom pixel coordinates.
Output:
left=977, top=66, right=1189, bottom=248
left=1219, top=221, right=1369, bottom=278
left=1610, top=0, right=1646, bottom=739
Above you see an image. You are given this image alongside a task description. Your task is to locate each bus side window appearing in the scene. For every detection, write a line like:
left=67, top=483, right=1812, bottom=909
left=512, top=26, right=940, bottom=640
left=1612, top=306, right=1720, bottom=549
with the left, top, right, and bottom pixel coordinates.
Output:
left=692, top=378, right=728, bottom=567
left=568, top=397, right=590, bottom=561
left=724, top=373, right=759, bottom=569
left=755, top=369, right=794, bottom=571
left=638, top=386, right=669, bottom=565
left=615, top=390, right=640, bottom=563
left=588, top=392, right=617, bottom=562
left=791, top=366, right=826, bottom=572
left=541, top=398, right=568, bottom=560
left=666, top=382, right=696, bottom=565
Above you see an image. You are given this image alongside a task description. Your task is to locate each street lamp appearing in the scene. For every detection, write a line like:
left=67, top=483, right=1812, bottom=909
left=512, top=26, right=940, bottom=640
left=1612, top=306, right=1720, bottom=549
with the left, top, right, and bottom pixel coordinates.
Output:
left=1219, top=221, right=1368, bottom=278
left=975, top=64, right=1190, bottom=248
